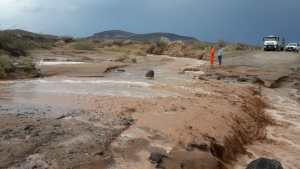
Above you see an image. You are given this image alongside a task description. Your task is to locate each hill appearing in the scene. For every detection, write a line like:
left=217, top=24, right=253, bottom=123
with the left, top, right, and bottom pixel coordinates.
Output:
left=90, top=30, right=135, bottom=40
left=0, top=29, right=62, bottom=57
left=1, top=29, right=59, bottom=42
left=89, top=30, right=199, bottom=42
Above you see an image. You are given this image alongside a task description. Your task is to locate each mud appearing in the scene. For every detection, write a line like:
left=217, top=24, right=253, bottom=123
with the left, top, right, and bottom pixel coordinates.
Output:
left=1, top=50, right=298, bottom=169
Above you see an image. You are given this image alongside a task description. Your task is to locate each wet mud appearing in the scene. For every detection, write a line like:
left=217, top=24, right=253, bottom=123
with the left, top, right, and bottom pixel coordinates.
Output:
left=1, top=51, right=299, bottom=169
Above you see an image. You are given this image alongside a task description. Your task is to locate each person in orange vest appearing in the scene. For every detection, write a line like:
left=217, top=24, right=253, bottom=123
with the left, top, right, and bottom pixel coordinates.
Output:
left=210, top=47, right=215, bottom=65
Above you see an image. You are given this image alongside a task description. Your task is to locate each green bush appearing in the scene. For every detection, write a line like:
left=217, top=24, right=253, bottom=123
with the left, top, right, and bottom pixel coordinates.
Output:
left=0, top=32, right=35, bottom=56
left=157, top=37, right=171, bottom=49
left=0, top=55, right=14, bottom=78
left=16, top=57, right=36, bottom=73
left=147, top=37, right=171, bottom=55
left=71, top=41, right=95, bottom=50
left=0, top=66, right=6, bottom=78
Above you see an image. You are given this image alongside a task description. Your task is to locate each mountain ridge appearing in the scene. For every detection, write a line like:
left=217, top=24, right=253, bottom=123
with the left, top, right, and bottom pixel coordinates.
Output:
left=88, top=30, right=199, bottom=42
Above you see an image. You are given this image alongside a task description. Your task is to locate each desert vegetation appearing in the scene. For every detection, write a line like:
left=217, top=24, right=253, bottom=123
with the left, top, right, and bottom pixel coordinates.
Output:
left=0, top=29, right=259, bottom=79
left=0, top=55, right=39, bottom=79
left=71, top=41, right=95, bottom=50
left=146, top=37, right=209, bottom=59
left=66, top=36, right=258, bottom=62
left=0, top=30, right=55, bottom=79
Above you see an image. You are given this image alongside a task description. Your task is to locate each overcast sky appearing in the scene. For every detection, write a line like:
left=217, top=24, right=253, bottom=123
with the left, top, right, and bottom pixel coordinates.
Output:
left=0, top=0, right=299, bottom=44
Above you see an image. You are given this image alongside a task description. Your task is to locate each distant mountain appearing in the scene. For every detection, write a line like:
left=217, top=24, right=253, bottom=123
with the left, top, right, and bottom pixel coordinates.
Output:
left=90, top=30, right=136, bottom=40
left=89, top=30, right=199, bottom=42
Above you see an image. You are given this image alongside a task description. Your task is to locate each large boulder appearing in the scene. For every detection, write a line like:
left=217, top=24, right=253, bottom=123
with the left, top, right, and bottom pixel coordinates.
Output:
left=246, top=158, right=283, bottom=169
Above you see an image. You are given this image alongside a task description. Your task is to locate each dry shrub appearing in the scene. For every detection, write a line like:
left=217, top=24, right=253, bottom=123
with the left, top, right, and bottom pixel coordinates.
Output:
left=71, top=41, right=95, bottom=50
left=146, top=38, right=208, bottom=59
left=114, top=55, right=130, bottom=62
left=147, top=37, right=171, bottom=55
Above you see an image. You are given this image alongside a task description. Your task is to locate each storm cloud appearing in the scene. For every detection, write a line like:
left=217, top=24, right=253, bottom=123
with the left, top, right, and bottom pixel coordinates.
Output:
left=0, top=0, right=299, bottom=44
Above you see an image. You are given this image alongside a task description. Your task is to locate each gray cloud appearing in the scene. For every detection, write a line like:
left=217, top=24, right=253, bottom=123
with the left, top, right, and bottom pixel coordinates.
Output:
left=0, top=0, right=299, bottom=44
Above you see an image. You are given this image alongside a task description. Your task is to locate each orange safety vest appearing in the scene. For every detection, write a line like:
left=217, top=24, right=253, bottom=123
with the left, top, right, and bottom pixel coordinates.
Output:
left=210, top=47, right=215, bottom=65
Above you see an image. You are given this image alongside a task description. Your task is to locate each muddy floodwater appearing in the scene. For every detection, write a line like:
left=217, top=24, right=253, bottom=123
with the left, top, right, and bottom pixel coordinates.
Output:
left=1, top=52, right=300, bottom=169
left=0, top=57, right=199, bottom=117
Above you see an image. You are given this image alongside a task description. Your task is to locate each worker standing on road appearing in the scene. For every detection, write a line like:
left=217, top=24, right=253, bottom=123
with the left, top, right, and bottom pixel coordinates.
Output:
left=217, top=47, right=224, bottom=66
left=210, top=47, right=215, bottom=65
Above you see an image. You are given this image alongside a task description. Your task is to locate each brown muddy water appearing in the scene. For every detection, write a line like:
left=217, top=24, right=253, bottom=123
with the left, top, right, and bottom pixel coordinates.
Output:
left=0, top=57, right=200, bottom=117
left=0, top=57, right=207, bottom=169
left=1, top=55, right=300, bottom=169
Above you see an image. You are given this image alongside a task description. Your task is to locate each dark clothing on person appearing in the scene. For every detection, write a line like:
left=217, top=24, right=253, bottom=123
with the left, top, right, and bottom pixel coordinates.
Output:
left=217, top=48, right=223, bottom=65
left=218, top=55, right=222, bottom=65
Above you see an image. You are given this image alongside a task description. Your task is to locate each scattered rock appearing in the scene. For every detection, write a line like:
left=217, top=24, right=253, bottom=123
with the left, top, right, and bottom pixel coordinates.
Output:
left=95, top=151, right=105, bottom=156
left=210, top=141, right=225, bottom=160
left=149, top=152, right=168, bottom=165
left=56, top=115, right=67, bottom=120
left=237, top=77, right=249, bottom=82
left=24, top=125, right=34, bottom=131
left=120, top=117, right=134, bottom=126
left=115, top=69, right=126, bottom=72
left=187, top=143, right=209, bottom=152
left=182, top=67, right=201, bottom=72
left=246, top=158, right=284, bottom=169
left=145, top=70, right=155, bottom=79
left=104, top=65, right=127, bottom=73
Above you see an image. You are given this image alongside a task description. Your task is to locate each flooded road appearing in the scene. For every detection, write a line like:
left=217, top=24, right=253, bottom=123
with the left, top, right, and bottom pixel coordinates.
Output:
left=0, top=55, right=204, bottom=117
left=233, top=87, right=300, bottom=169
left=1, top=52, right=299, bottom=169
left=0, top=55, right=210, bottom=169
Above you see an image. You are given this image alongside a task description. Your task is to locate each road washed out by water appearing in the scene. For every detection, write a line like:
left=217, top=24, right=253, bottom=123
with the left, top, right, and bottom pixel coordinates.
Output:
left=0, top=53, right=300, bottom=169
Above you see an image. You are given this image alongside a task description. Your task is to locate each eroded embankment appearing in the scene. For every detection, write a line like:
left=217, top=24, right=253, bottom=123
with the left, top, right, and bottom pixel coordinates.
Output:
left=110, top=81, right=272, bottom=169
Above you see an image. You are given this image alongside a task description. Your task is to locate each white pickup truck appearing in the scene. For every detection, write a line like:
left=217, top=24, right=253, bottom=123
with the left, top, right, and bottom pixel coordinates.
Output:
left=285, top=43, right=300, bottom=52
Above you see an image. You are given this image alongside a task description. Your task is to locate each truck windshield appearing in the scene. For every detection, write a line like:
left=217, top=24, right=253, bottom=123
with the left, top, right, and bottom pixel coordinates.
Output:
left=264, top=37, right=278, bottom=41
left=288, top=43, right=297, bottom=46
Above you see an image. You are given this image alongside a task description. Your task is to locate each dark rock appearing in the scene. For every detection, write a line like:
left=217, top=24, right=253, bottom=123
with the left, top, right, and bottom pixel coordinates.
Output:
left=187, top=143, right=209, bottom=152
left=95, top=151, right=105, bottom=156
left=145, top=70, right=155, bottom=79
left=210, top=142, right=225, bottom=160
left=246, top=158, right=284, bottom=169
left=115, top=69, right=126, bottom=72
left=149, top=152, right=167, bottom=165
left=120, top=117, right=134, bottom=126
left=24, top=125, right=34, bottom=131
left=237, top=77, right=249, bottom=82
left=56, top=115, right=67, bottom=120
